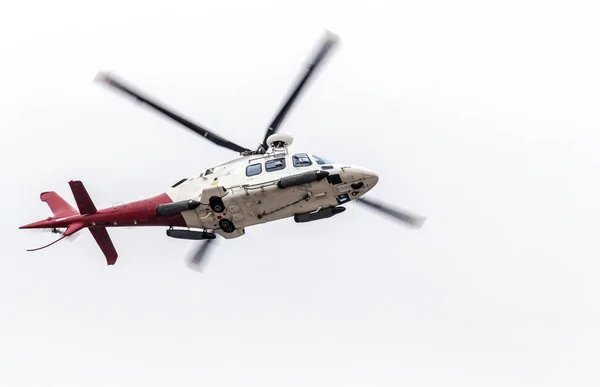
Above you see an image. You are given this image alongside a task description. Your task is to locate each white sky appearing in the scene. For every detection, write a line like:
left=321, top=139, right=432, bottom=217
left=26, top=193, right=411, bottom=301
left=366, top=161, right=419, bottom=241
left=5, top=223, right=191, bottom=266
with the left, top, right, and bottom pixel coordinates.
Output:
left=1, top=0, right=599, bottom=386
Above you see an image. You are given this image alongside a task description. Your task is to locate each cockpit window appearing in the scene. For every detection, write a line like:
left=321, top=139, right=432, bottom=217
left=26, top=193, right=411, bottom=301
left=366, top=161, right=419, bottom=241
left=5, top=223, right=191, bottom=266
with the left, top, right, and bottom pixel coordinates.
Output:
left=312, top=155, right=334, bottom=165
left=293, top=153, right=313, bottom=167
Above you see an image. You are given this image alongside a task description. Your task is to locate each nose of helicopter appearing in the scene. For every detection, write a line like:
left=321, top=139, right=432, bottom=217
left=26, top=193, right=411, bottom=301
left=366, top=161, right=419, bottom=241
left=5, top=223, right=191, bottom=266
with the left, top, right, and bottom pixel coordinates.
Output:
left=361, top=168, right=379, bottom=189
left=338, top=166, right=379, bottom=197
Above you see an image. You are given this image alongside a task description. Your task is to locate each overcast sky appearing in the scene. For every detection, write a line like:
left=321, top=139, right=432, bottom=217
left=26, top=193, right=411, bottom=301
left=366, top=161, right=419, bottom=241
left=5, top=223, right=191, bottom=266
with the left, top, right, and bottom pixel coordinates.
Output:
left=1, top=0, right=599, bottom=386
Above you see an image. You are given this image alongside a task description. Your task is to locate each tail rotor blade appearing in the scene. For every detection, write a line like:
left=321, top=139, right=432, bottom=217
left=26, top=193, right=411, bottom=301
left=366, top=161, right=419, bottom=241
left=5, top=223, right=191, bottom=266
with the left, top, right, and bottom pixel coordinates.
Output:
left=357, top=197, right=426, bottom=228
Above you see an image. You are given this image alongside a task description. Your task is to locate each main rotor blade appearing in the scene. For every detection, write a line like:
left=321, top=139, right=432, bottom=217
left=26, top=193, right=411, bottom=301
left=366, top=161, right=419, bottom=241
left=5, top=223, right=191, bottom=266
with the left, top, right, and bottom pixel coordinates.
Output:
left=357, top=197, right=426, bottom=228
left=94, top=72, right=251, bottom=154
left=261, top=30, right=339, bottom=149
left=187, top=237, right=217, bottom=272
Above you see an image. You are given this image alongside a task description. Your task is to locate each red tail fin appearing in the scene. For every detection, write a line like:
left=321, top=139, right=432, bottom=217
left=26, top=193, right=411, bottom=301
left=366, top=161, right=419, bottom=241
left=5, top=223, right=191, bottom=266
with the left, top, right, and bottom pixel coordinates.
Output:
left=68, top=180, right=97, bottom=215
left=23, top=180, right=119, bottom=266
left=89, top=227, right=118, bottom=265
left=68, top=180, right=118, bottom=265
left=40, top=191, right=79, bottom=218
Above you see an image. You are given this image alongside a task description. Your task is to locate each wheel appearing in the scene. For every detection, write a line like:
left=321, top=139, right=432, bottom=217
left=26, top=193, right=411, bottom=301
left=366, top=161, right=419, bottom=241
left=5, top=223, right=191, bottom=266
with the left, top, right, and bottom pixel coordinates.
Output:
left=209, top=196, right=225, bottom=213
left=219, top=218, right=235, bottom=233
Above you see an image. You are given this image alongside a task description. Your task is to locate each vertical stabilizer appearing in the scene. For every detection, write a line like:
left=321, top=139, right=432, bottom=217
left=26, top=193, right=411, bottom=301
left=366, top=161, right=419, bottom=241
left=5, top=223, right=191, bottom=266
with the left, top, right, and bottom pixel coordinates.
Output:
left=89, top=227, right=118, bottom=265
left=40, top=192, right=79, bottom=218
left=68, top=180, right=98, bottom=215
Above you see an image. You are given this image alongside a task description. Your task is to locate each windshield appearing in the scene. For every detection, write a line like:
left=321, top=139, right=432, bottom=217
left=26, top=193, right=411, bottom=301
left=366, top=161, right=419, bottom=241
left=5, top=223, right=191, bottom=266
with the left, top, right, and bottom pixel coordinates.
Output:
left=312, top=155, right=335, bottom=165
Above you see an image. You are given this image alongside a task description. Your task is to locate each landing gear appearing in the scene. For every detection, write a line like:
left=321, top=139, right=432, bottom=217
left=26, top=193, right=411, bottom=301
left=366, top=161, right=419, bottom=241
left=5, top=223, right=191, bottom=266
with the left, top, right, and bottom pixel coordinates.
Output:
left=209, top=196, right=225, bottom=213
left=219, top=218, right=236, bottom=233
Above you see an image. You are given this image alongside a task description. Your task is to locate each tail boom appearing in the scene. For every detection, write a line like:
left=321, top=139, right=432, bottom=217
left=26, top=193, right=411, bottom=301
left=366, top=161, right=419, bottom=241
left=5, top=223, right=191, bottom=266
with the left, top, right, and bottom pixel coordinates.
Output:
left=21, top=180, right=187, bottom=265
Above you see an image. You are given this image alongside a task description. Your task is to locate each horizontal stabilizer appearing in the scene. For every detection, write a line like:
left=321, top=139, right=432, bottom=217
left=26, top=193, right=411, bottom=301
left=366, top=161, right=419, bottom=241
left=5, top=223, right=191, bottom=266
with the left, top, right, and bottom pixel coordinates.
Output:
left=40, top=191, right=79, bottom=218
left=68, top=180, right=97, bottom=215
left=89, top=227, right=118, bottom=265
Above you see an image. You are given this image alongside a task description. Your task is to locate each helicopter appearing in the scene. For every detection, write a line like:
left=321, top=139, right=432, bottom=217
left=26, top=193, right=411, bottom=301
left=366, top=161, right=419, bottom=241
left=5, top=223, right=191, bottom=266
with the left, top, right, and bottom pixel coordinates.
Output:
left=20, top=30, right=426, bottom=270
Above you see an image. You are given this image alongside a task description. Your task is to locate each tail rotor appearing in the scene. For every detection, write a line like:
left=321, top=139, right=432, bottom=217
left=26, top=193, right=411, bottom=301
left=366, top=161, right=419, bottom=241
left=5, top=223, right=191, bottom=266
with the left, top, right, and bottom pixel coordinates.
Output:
left=34, top=227, right=82, bottom=243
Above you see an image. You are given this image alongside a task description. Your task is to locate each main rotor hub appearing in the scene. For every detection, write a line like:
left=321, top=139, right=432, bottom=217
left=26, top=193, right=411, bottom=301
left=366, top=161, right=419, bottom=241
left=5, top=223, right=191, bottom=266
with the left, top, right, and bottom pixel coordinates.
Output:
left=266, top=132, right=294, bottom=149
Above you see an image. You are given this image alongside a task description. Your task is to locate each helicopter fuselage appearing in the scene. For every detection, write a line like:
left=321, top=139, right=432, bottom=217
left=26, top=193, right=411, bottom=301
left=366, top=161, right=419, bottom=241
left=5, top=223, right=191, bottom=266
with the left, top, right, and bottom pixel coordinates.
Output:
left=165, top=147, right=379, bottom=238
left=19, top=148, right=378, bottom=241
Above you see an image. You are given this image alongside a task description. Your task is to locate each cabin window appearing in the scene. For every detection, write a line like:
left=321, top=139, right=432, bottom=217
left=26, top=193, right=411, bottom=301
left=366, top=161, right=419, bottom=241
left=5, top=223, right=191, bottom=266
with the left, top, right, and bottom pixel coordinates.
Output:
left=246, top=163, right=262, bottom=176
left=265, top=158, right=286, bottom=172
left=293, top=153, right=313, bottom=167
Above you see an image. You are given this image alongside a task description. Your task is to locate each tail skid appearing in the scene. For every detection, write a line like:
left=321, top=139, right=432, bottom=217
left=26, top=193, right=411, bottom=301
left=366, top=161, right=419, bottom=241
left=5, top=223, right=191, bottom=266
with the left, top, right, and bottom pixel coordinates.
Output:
left=22, top=181, right=119, bottom=265
left=27, top=234, right=68, bottom=252
left=26, top=221, right=85, bottom=251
